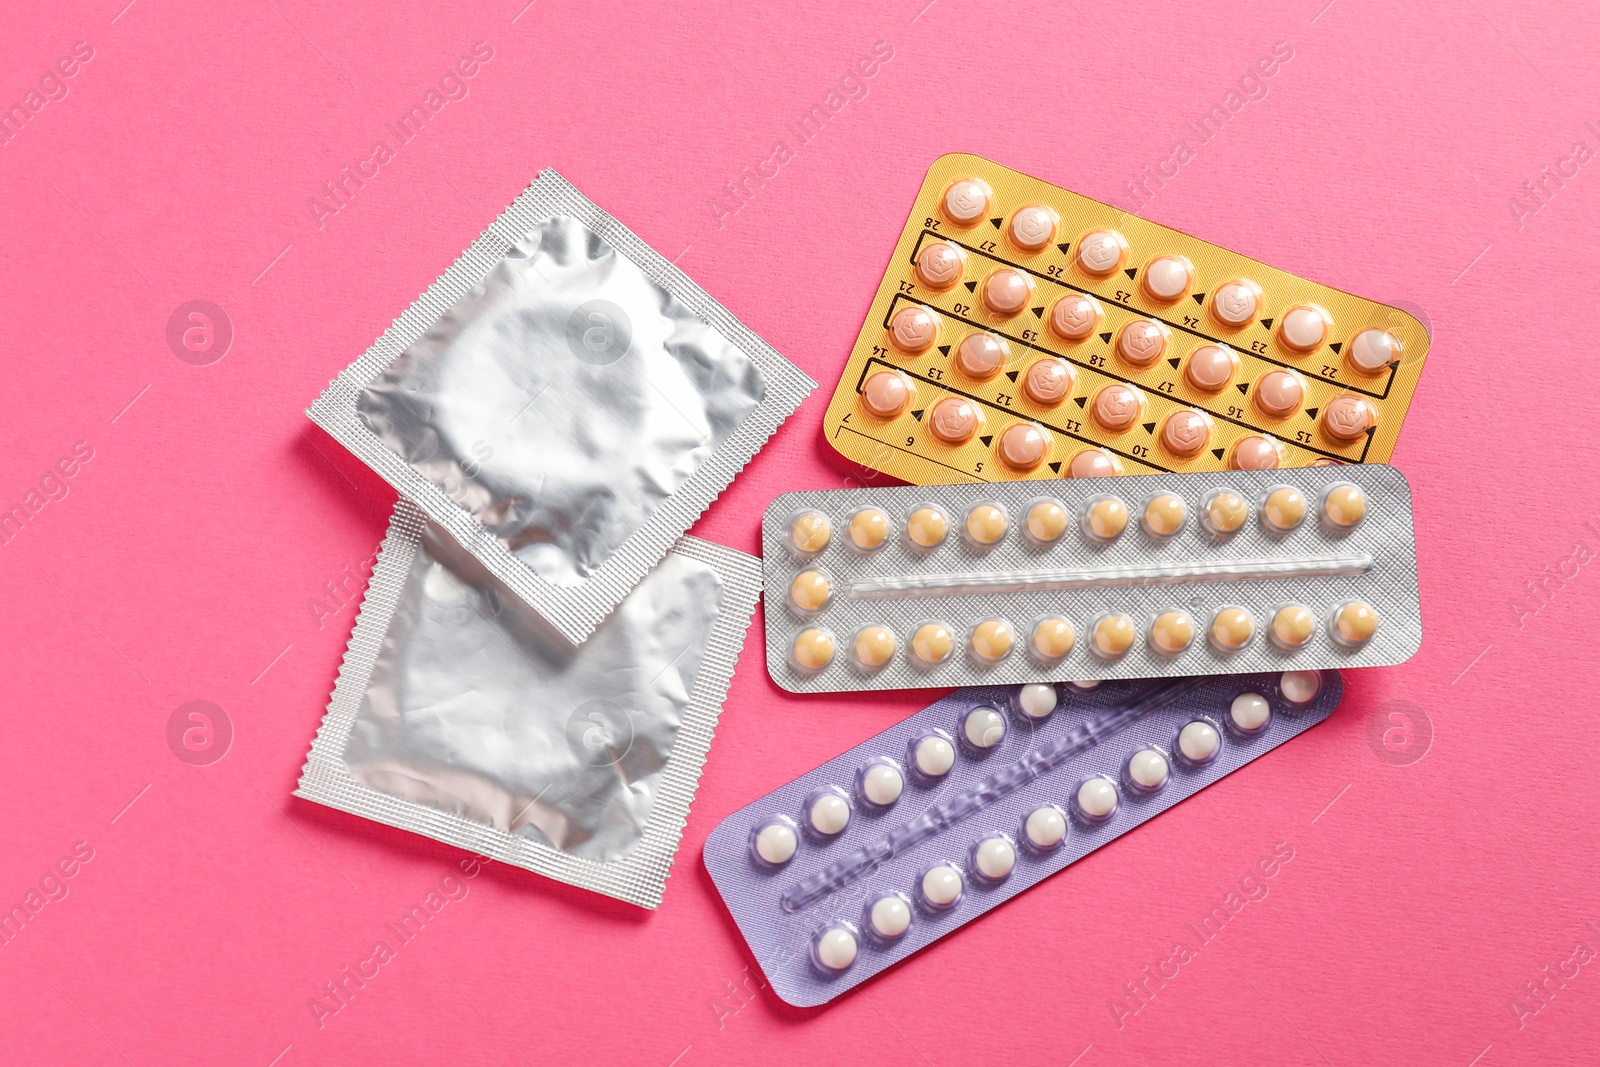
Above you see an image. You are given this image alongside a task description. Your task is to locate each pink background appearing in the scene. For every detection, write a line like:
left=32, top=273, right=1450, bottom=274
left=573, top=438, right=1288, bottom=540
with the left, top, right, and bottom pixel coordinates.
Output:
left=2, top=0, right=1598, bottom=1063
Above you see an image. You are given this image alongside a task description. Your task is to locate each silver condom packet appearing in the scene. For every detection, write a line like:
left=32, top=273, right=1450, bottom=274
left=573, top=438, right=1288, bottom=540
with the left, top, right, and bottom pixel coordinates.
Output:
left=309, top=169, right=812, bottom=643
left=296, top=501, right=761, bottom=908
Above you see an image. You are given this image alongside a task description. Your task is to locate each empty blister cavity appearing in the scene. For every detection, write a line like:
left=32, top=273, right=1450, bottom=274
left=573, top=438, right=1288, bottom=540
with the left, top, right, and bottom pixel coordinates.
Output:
left=704, top=673, right=1345, bottom=1006
left=311, top=171, right=811, bottom=645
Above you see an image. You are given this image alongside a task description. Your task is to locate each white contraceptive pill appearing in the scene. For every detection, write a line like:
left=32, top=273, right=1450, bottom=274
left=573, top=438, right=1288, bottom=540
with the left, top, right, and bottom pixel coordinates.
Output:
left=860, top=762, right=905, bottom=807
left=912, top=734, right=957, bottom=779
left=868, top=894, right=913, bottom=940
left=1017, top=683, right=1059, bottom=720
left=920, top=865, right=964, bottom=909
left=753, top=821, right=799, bottom=865
left=1075, top=777, right=1119, bottom=821
left=1229, top=692, right=1272, bottom=734
left=1280, top=670, right=1322, bottom=705
left=1024, top=805, right=1068, bottom=851
left=1177, top=720, right=1221, bottom=765
left=962, top=706, right=1007, bottom=751
left=972, top=836, right=1017, bottom=883
left=808, top=792, right=852, bottom=836
left=1126, top=748, right=1171, bottom=793
left=813, top=926, right=859, bottom=971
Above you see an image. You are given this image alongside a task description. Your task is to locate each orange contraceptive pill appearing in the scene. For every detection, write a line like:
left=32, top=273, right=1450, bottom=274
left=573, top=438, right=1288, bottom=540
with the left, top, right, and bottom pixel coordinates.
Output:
left=822, top=154, right=1429, bottom=485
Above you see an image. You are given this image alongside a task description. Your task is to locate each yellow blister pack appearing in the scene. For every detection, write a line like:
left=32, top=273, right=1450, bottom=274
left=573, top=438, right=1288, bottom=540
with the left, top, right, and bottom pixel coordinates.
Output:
left=822, top=154, right=1429, bottom=484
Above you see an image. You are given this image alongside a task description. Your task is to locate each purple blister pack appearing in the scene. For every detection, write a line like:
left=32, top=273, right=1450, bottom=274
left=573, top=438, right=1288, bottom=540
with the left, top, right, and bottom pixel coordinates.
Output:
left=704, top=670, right=1342, bottom=1007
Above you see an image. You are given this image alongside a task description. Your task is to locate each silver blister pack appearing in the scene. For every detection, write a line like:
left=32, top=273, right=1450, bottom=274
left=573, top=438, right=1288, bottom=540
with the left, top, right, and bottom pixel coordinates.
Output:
left=764, top=463, right=1419, bottom=692
left=296, top=500, right=761, bottom=908
left=309, top=170, right=813, bottom=643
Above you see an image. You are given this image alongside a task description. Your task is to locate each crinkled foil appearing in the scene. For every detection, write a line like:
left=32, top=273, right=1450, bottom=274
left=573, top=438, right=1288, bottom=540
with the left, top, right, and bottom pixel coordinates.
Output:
left=309, top=170, right=812, bottom=643
left=296, top=501, right=762, bottom=908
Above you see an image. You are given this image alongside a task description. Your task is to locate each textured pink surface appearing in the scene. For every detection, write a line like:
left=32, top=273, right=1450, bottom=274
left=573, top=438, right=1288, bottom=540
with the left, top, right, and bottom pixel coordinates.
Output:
left=2, top=1, right=1598, bottom=1064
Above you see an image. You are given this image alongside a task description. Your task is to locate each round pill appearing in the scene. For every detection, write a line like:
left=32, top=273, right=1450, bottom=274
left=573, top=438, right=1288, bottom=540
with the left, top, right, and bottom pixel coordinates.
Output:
left=1271, top=604, right=1316, bottom=650
left=1008, top=204, right=1057, bottom=252
left=1280, top=670, right=1323, bottom=705
left=1127, top=748, right=1170, bottom=791
left=1141, top=255, right=1193, bottom=302
left=754, top=821, right=798, bottom=865
left=808, top=792, right=851, bottom=836
left=868, top=895, right=912, bottom=940
left=1150, top=611, right=1195, bottom=656
left=1091, top=384, right=1142, bottom=432
left=1279, top=305, right=1331, bottom=352
left=1069, top=448, right=1120, bottom=478
left=860, top=370, right=912, bottom=419
left=1069, top=679, right=1101, bottom=690
left=911, top=622, right=954, bottom=666
left=853, top=625, right=896, bottom=669
left=1030, top=616, right=1075, bottom=662
left=1229, top=692, right=1272, bottom=733
left=963, top=706, right=1007, bottom=750
left=928, top=396, right=980, bottom=444
left=1204, top=490, right=1250, bottom=535
left=1254, top=370, right=1304, bottom=418
left=997, top=423, right=1050, bottom=471
left=1210, top=279, right=1260, bottom=328
left=973, top=836, right=1017, bottom=881
left=1177, top=721, right=1220, bottom=764
left=969, top=619, right=1014, bottom=665
left=888, top=305, right=939, bottom=352
left=1024, top=808, right=1067, bottom=852
left=1230, top=436, right=1281, bottom=470
left=1348, top=328, right=1401, bottom=375
left=941, top=179, right=990, bottom=225
left=906, top=506, right=949, bottom=548
left=790, top=511, right=831, bottom=555
left=1076, top=778, right=1119, bottom=819
left=1076, top=229, right=1127, bottom=276
left=1263, top=487, right=1307, bottom=533
left=861, top=763, right=905, bottom=807
left=1322, top=394, right=1377, bottom=442
left=1018, top=683, right=1058, bottom=720
left=1210, top=607, right=1255, bottom=652
left=1185, top=345, right=1238, bottom=392
left=1142, top=493, right=1186, bottom=538
left=1091, top=614, right=1137, bottom=659
left=814, top=926, right=858, bottom=971
left=1085, top=496, right=1129, bottom=541
left=1026, top=499, right=1069, bottom=544
left=1048, top=293, right=1101, bottom=341
left=1116, top=320, right=1169, bottom=368
left=912, top=734, right=956, bottom=778
left=790, top=628, right=835, bottom=671
left=1160, top=409, right=1211, bottom=458
left=920, top=865, right=963, bottom=908
left=914, top=242, right=965, bottom=289
left=965, top=503, right=1007, bottom=546
left=982, top=269, right=1033, bottom=316
left=789, top=569, right=831, bottom=613
left=1023, top=358, right=1075, bottom=405
left=954, top=332, right=1008, bottom=380
left=1322, top=484, right=1367, bottom=529
left=1333, top=601, right=1379, bottom=646
left=848, top=507, right=891, bottom=551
